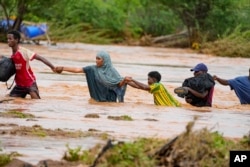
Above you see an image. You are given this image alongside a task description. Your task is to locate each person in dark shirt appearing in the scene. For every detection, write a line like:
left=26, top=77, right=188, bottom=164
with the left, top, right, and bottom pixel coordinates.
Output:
left=174, top=63, right=215, bottom=107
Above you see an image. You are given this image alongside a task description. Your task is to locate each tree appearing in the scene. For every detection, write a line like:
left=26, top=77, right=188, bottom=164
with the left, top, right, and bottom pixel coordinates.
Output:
left=157, top=0, right=237, bottom=46
left=0, top=0, right=16, bottom=30
left=0, top=0, right=59, bottom=31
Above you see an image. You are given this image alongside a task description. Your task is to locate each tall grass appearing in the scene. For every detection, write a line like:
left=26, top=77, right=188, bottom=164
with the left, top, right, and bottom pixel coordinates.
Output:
left=200, top=26, right=250, bottom=58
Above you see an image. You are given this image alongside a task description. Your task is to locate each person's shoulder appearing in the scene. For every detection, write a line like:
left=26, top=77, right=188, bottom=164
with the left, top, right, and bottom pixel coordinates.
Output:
left=228, top=76, right=249, bottom=86
left=18, top=46, right=31, bottom=53
left=83, top=65, right=96, bottom=71
left=149, top=82, right=158, bottom=88
left=154, top=82, right=165, bottom=88
left=235, top=76, right=250, bottom=81
left=19, top=46, right=27, bottom=50
left=233, top=76, right=246, bottom=80
left=159, top=82, right=166, bottom=86
left=153, top=82, right=162, bottom=85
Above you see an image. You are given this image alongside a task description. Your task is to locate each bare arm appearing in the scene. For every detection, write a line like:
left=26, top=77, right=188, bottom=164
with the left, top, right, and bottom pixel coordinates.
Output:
left=185, top=87, right=208, bottom=98
left=118, top=76, right=130, bottom=87
left=34, top=54, right=55, bottom=71
left=63, top=67, right=84, bottom=73
left=213, top=75, right=229, bottom=85
left=123, top=77, right=150, bottom=90
left=55, top=66, right=84, bottom=73
left=130, top=79, right=150, bottom=91
left=119, top=76, right=140, bottom=88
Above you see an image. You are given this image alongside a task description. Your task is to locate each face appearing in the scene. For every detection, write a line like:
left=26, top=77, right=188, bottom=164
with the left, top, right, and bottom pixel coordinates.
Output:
left=7, top=34, right=18, bottom=47
left=96, top=56, right=104, bottom=67
left=147, top=76, right=156, bottom=85
left=193, top=71, right=204, bottom=77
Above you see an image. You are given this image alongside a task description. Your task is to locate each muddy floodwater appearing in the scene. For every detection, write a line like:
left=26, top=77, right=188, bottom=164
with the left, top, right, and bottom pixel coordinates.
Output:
left=0, top=42, right=250, bottom=165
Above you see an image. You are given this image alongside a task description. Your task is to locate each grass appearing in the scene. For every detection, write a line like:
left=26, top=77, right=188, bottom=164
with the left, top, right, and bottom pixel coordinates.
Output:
left=62, top=119, right=250, bottom=167
left=0, top=141, right=17, bottom=167
left=0, top=154, right=11, bottom=167
left=48, top=23, right=123, bottom=44
left=200, top=28, right=250, bottom=58
left=200, top=38, right=250, bottom=58
left=107, top=115, right=133, bottom=121
left=0, top=110, right=35, bottom=118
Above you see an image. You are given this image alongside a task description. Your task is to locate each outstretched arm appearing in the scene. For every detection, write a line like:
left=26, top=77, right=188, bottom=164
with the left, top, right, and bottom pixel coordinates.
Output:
left=118, top=76, right=131, bottom=87
left=213, top=75, right=229, bottom=85
left=55, top=66, right=84, bottom=73
left=34, top=54, right=55, bottom=71
left=125, top=77, right=150, bottom=91
left=119, top=77, right=140, bottom=88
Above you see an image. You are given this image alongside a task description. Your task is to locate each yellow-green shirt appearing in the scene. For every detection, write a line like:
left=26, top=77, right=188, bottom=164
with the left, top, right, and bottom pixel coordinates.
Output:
left=149, top=83, right=181, bottom=106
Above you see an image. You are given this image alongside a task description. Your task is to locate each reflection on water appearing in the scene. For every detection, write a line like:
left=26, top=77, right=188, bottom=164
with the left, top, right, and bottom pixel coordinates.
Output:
left=0, top=42, right=250, bottom=165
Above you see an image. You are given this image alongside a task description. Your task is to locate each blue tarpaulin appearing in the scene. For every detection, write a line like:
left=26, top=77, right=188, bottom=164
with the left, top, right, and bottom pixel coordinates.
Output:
left=0, top=20, right=48, bottom=39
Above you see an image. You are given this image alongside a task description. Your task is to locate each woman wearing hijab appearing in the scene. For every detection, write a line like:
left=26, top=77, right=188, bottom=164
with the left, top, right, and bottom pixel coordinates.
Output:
left=55, top=51, right=131, bottom=102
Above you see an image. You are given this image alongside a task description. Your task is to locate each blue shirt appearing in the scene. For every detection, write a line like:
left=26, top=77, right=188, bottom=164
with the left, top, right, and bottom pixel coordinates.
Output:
left=228, top=76, right=250, bottom=104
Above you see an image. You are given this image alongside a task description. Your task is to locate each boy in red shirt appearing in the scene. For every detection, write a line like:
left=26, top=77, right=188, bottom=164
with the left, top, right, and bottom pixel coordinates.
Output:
left=7, top=30, right=55, bottom=99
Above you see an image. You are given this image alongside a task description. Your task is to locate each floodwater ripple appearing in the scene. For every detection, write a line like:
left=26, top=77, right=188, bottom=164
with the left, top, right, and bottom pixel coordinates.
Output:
left=0, top=42, right=250, bottom=165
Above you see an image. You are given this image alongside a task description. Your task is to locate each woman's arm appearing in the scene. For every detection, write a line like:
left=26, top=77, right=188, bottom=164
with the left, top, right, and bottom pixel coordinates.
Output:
left=63, top=67, right=84, bottom=73
left=55, top=66, right=84, bottom=73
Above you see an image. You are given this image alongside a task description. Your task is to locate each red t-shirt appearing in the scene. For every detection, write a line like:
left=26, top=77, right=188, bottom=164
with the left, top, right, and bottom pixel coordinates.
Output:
left=11, top=46, right=36, bottom=87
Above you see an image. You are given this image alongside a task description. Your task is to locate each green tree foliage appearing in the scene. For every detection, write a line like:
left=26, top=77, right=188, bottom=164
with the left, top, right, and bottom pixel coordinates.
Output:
left=0, top=0, right=59, bottom=29
left=156, top=0, right=244, bottom=45
left=128, top=1, right=182, bottom=36
left=46, top=0, right=183, bottom=40
left=49, top=0, right=129, bottom=38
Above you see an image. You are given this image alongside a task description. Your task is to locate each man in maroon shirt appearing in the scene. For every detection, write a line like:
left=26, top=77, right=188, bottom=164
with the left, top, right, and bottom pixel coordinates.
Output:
left=7, top=30, right=55, bottom=99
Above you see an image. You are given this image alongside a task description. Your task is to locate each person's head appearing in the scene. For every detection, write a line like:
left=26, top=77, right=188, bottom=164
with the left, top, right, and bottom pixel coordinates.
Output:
left=147, top=71, right=161, bottom=85
left=96, top=51, right=112, bottom=68
left=190, top=63, right=208, bottom=77
left=7, top=30, right=21, bottom=47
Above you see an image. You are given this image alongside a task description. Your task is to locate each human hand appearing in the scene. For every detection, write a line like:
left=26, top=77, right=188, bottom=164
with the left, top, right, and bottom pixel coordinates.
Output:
left=124, top=76, right=132, bottom=82
left=213, top=75, right=218, bottom=80
left=51, top=67, right=56, bottom=73
left=185, top=97, right=192, bottom=104
left=55, top=66, right=64, bottom=74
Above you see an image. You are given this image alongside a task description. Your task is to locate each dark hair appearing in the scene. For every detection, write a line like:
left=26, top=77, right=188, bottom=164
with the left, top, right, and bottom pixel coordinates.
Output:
left=148, top=71, right=161, bottom=82
left=7, top=30, right=21, bottom=43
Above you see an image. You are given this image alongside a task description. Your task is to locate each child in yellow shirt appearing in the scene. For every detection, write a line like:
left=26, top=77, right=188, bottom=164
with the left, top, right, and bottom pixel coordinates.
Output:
left=126, top=71, right=180, bottom=106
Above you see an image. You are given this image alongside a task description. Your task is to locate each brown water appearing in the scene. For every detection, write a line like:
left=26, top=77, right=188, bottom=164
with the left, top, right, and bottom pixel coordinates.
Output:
left=0, top=42, right=250, bottom=165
